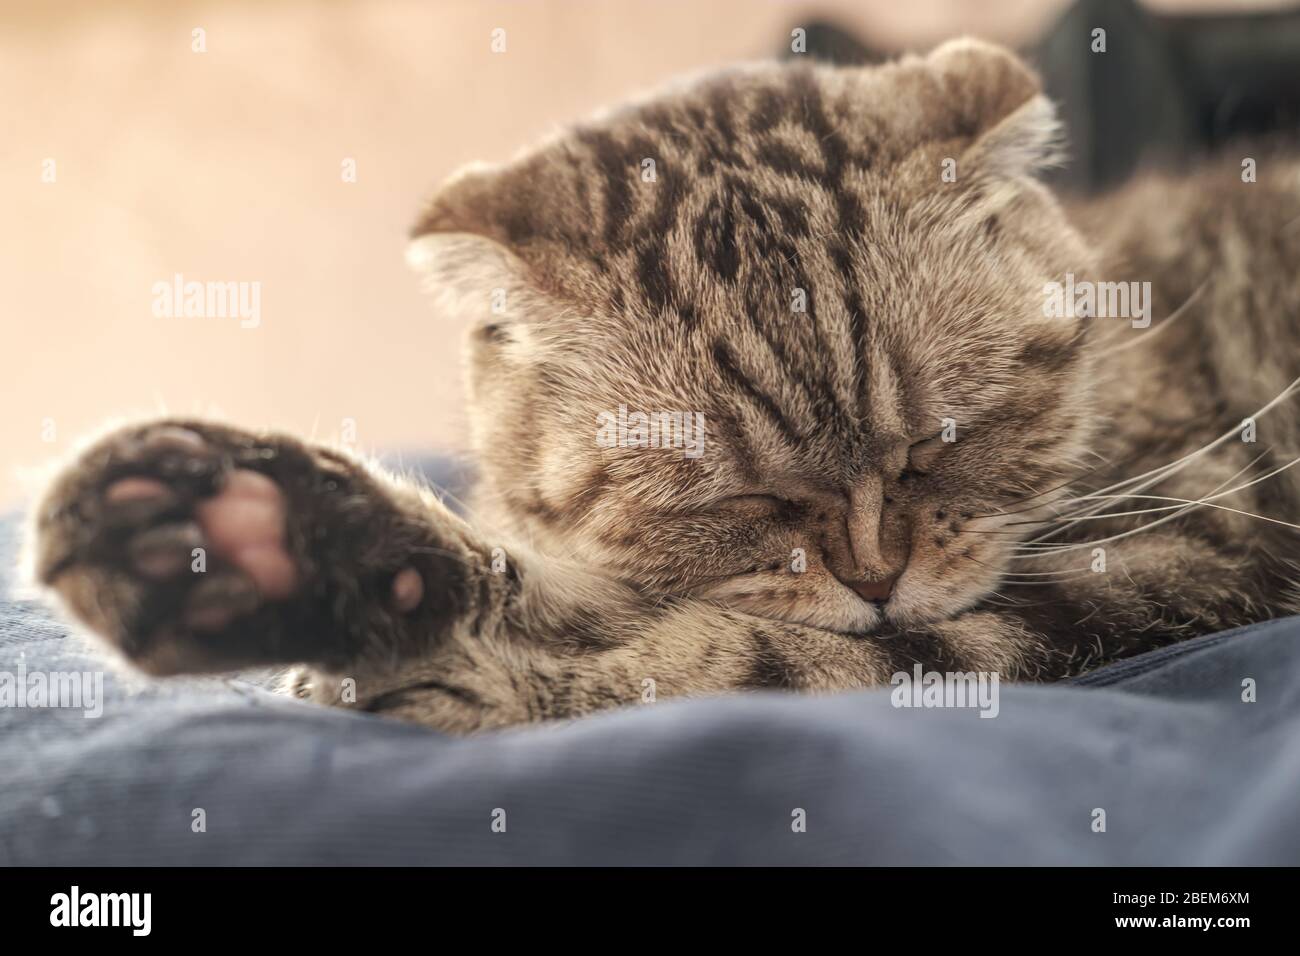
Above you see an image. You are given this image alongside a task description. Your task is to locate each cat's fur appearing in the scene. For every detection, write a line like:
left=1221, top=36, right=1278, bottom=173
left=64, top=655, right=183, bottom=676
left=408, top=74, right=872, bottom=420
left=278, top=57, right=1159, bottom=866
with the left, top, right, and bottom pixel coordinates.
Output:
left=28, top=40, right=1300, bottom=731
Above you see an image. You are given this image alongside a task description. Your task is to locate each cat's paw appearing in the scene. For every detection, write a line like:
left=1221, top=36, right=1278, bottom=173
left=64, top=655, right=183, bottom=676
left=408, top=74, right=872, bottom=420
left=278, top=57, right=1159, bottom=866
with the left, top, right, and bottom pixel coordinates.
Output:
left=32, top=420, right=448, bottom=675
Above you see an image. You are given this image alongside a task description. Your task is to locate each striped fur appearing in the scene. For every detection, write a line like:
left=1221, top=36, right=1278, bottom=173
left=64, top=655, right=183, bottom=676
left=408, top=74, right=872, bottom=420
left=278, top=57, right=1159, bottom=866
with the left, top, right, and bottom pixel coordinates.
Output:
left=31, top=40, right=1300, bottom=731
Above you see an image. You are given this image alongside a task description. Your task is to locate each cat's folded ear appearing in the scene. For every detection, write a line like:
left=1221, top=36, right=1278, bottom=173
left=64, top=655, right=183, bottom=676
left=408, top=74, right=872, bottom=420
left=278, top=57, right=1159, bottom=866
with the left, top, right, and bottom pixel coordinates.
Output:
left=926, top=37, right=1064, bottom=183
left=405, top=165, right=545, bottom=331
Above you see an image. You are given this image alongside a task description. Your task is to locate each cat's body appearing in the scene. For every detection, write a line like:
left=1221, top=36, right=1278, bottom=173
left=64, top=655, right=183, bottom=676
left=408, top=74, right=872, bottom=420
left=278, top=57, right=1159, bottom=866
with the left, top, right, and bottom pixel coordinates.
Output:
left=28, top=41, right=1300, bottom=731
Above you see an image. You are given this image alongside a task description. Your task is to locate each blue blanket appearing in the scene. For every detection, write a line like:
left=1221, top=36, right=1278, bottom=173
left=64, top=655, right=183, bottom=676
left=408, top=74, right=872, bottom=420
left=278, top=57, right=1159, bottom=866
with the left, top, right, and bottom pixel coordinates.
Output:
left=3, top=504, right=1298, bottom=865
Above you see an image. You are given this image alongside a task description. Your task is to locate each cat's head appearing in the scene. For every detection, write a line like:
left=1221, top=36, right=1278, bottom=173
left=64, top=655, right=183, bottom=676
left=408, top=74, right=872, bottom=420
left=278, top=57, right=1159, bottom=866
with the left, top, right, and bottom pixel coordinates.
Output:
left=408, top=39, right=1097, bottom=633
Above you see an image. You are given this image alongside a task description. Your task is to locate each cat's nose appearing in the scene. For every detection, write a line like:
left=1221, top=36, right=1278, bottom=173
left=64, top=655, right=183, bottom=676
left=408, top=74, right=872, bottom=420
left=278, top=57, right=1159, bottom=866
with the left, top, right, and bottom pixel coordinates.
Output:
left=844, top=572, right=899, bottom=605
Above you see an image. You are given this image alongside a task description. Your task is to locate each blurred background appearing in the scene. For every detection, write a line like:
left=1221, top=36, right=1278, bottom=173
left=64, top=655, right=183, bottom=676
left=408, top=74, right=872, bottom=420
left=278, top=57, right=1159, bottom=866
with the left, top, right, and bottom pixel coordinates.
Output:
left=3, top=0, right=1297, bottom=507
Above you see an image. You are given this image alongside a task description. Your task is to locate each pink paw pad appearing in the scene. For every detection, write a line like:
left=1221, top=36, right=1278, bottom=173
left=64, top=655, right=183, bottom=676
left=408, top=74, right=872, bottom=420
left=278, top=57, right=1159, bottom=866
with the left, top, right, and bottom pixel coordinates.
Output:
left=195, top=469, right=298, bottom=600
left=392, top=567, right=424, bottom=613
left=105, top=477, right=172, bottom=505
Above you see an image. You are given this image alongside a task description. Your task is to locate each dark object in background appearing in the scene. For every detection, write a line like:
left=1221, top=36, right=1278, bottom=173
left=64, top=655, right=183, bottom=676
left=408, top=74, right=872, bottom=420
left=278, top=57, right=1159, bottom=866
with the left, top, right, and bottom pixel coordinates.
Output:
left=1037, top=0, right=1300, bottom=192
left=786, top=0, right=1300, bottom=194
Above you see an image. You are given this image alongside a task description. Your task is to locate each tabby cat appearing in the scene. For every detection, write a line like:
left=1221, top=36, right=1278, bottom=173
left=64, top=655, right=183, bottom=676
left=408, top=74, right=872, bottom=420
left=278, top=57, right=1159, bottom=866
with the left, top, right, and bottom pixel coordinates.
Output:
left=28, top=39, right=1300, bottom=732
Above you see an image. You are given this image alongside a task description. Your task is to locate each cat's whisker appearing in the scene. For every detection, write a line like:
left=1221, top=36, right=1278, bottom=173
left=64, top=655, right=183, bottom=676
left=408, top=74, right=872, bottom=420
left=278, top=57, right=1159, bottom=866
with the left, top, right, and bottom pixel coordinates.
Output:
left=1024, top=381, right=1300, bottom=543
left=1062, top=449, right=1292, bottom=512
left=967, top=494, right=1087, bottom=522
left=955, top=553, right=1096, bottom=594
left=1003, top=462, right=1260, bottom=558
left=1090, top=277, right=1211, bottom=358
left=965, top=486, right=1082, bottom=520
left=1005, top=498, right=1283, bottom=558
left=994, top=580, right=1092, bottom=589
left=1062, top=379, right=1295, bottom=502
left=1000, top=568, right=1097, bottom=577
left=958, top=550, right=1089, bottom=577
left=1018, top=447, right=1282, bottom=538
left=955, top=527, right=1045, bottom=535
left=963, top=449, right=1162, bottom=521
left=1055, top=493, right=1300, bottom=532
left=1034, top=452, right=1300, bottom=520
left=973, top=391, right=1265, bottom=522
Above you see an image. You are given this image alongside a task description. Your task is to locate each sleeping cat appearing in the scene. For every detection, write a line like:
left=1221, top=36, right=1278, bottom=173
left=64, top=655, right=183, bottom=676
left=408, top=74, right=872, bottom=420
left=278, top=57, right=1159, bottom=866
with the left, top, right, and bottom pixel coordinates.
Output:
left=27, top=39, right=1300, bottom=731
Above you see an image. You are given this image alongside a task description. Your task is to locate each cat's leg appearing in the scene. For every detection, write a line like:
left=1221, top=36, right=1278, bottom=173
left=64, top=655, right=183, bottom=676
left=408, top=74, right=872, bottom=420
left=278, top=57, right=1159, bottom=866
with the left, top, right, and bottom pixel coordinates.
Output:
left=996, top=529, right=1291, bottom=677
left=334, top=527, right=1282, bottom=731
left=338, top=520, right=1285, bottom=730
left=290, top=596, right=1045, bottom=731
left=290, top=599, right=895, bottom=729
left=31, top=419, right=492, bottom=676
left=32, top=418, right=912, bottom=731
left=38, top=420, right=1242, bottom=732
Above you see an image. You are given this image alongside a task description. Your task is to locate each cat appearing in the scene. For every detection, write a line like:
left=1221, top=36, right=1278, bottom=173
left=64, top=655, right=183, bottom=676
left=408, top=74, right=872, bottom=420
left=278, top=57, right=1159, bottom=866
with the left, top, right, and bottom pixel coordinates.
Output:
left=26, top=39, right=1300, bottom=732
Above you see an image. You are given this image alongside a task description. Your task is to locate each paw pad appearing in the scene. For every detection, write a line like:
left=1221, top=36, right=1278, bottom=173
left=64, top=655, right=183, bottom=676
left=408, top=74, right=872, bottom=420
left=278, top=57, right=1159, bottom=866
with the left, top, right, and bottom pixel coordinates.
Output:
left=392, top=567, right=424, bottom=613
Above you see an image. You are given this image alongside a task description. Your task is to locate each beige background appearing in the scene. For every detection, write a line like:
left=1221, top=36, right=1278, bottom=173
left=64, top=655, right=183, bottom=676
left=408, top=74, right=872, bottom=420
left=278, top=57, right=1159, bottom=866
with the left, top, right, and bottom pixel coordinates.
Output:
left=0, top=0, right=1282, bottom=507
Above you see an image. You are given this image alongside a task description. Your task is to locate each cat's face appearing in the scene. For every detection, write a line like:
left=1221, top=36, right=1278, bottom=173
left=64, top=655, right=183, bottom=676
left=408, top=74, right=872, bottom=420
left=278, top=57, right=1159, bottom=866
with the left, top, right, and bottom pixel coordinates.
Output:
left=410, top=40, right=1098, bottom=633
